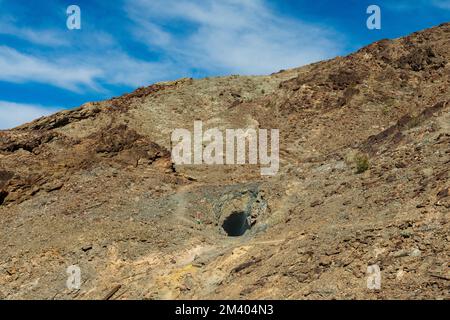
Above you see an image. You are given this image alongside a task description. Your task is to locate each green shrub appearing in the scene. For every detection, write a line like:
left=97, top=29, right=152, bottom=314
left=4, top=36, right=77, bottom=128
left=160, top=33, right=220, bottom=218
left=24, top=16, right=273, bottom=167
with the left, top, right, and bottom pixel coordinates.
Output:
left=406, top=116, right=422, bottom=129
left=354, top=154, right=370, bottom=174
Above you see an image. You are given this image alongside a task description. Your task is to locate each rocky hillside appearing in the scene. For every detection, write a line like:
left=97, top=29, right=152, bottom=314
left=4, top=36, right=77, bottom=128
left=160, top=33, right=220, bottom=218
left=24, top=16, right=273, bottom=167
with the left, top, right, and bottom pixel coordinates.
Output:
left=0, top=23, right=449, bottom=299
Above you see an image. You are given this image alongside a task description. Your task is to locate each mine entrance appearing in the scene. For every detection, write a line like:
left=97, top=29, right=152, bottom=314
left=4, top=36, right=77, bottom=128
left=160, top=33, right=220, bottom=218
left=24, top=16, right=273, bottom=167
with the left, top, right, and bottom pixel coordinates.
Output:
left=0, top=191, right=8, bottom=206
left=222, top=211, right=251, bottom=237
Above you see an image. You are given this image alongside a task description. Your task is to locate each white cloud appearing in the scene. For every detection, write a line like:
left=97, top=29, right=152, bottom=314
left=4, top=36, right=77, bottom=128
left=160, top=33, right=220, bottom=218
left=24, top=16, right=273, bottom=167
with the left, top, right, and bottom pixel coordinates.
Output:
left=0, top=14, right=177, bottom=92
left=126, top=0, right=343, bottom=75
left=0, top=101, right=58, bottom=129
left=0, top=0, right=344, bottom=95
left=0, top=46, right=102, bottom=91
left=0, top=45, right=177, bottom=92
left=92, top=52, right=176, bottom=88
left=0, top=22, right=70, bottom=46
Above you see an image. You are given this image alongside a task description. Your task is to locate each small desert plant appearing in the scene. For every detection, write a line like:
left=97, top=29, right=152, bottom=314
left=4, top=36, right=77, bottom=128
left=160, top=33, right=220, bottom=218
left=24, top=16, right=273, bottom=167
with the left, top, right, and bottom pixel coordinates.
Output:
left=406, top=116, right=422, bottom=129
left=354, top=154, right=370, bottom=174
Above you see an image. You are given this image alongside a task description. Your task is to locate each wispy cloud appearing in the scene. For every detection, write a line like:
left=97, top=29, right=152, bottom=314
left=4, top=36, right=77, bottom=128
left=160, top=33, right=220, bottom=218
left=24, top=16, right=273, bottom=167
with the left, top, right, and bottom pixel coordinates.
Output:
left=126, top=0, right=343, bottom=75
left=0, top=46, right=102, bottom=91
left=0, top=0, right=343, bottom=96
left=0, top=44, right=177, bottom=92
left=0, top=101, right=58, bottom=129
left=0, top=21, right=70, bottom=47
left=0, top=10, right=177, bottom=93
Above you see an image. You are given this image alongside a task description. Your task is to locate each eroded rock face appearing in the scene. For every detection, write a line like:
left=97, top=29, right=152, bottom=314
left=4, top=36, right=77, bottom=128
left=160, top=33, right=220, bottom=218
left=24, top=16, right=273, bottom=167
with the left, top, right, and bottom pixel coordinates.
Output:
left=0, top=23, right=449, bottom=300
left=0, top=171, right=12, bottom=205
left=0, top=123, right=172, bottom=206
left=0, top=170, right=13, bottom=187
left=397, top=46, right=446, bottom=71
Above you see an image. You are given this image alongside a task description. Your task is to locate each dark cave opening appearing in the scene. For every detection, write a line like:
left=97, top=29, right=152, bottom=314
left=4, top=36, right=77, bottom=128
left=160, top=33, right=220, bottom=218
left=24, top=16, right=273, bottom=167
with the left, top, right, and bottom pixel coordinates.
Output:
left=222, top=211, right=251, bottom=237
left=0, top=191, right=8, bottom=206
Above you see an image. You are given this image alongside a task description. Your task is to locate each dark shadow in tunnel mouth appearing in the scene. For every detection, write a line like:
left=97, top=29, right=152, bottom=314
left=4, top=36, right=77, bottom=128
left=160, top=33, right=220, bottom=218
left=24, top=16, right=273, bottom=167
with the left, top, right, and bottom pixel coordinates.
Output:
left=0, top=191, right=8, bottom=206
left=222, top=211, right=251, bottom=237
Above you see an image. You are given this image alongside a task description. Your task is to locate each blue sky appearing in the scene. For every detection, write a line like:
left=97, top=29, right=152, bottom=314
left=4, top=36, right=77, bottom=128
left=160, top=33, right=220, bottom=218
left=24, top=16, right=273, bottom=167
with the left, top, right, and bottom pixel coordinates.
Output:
left=0, top=0, right=449, bottom=129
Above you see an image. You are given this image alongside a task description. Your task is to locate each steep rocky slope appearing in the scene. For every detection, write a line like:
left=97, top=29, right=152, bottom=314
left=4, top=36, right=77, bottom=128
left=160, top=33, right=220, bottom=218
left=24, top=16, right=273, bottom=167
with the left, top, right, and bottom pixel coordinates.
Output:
left=0, top=23, right=449, bottom=299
